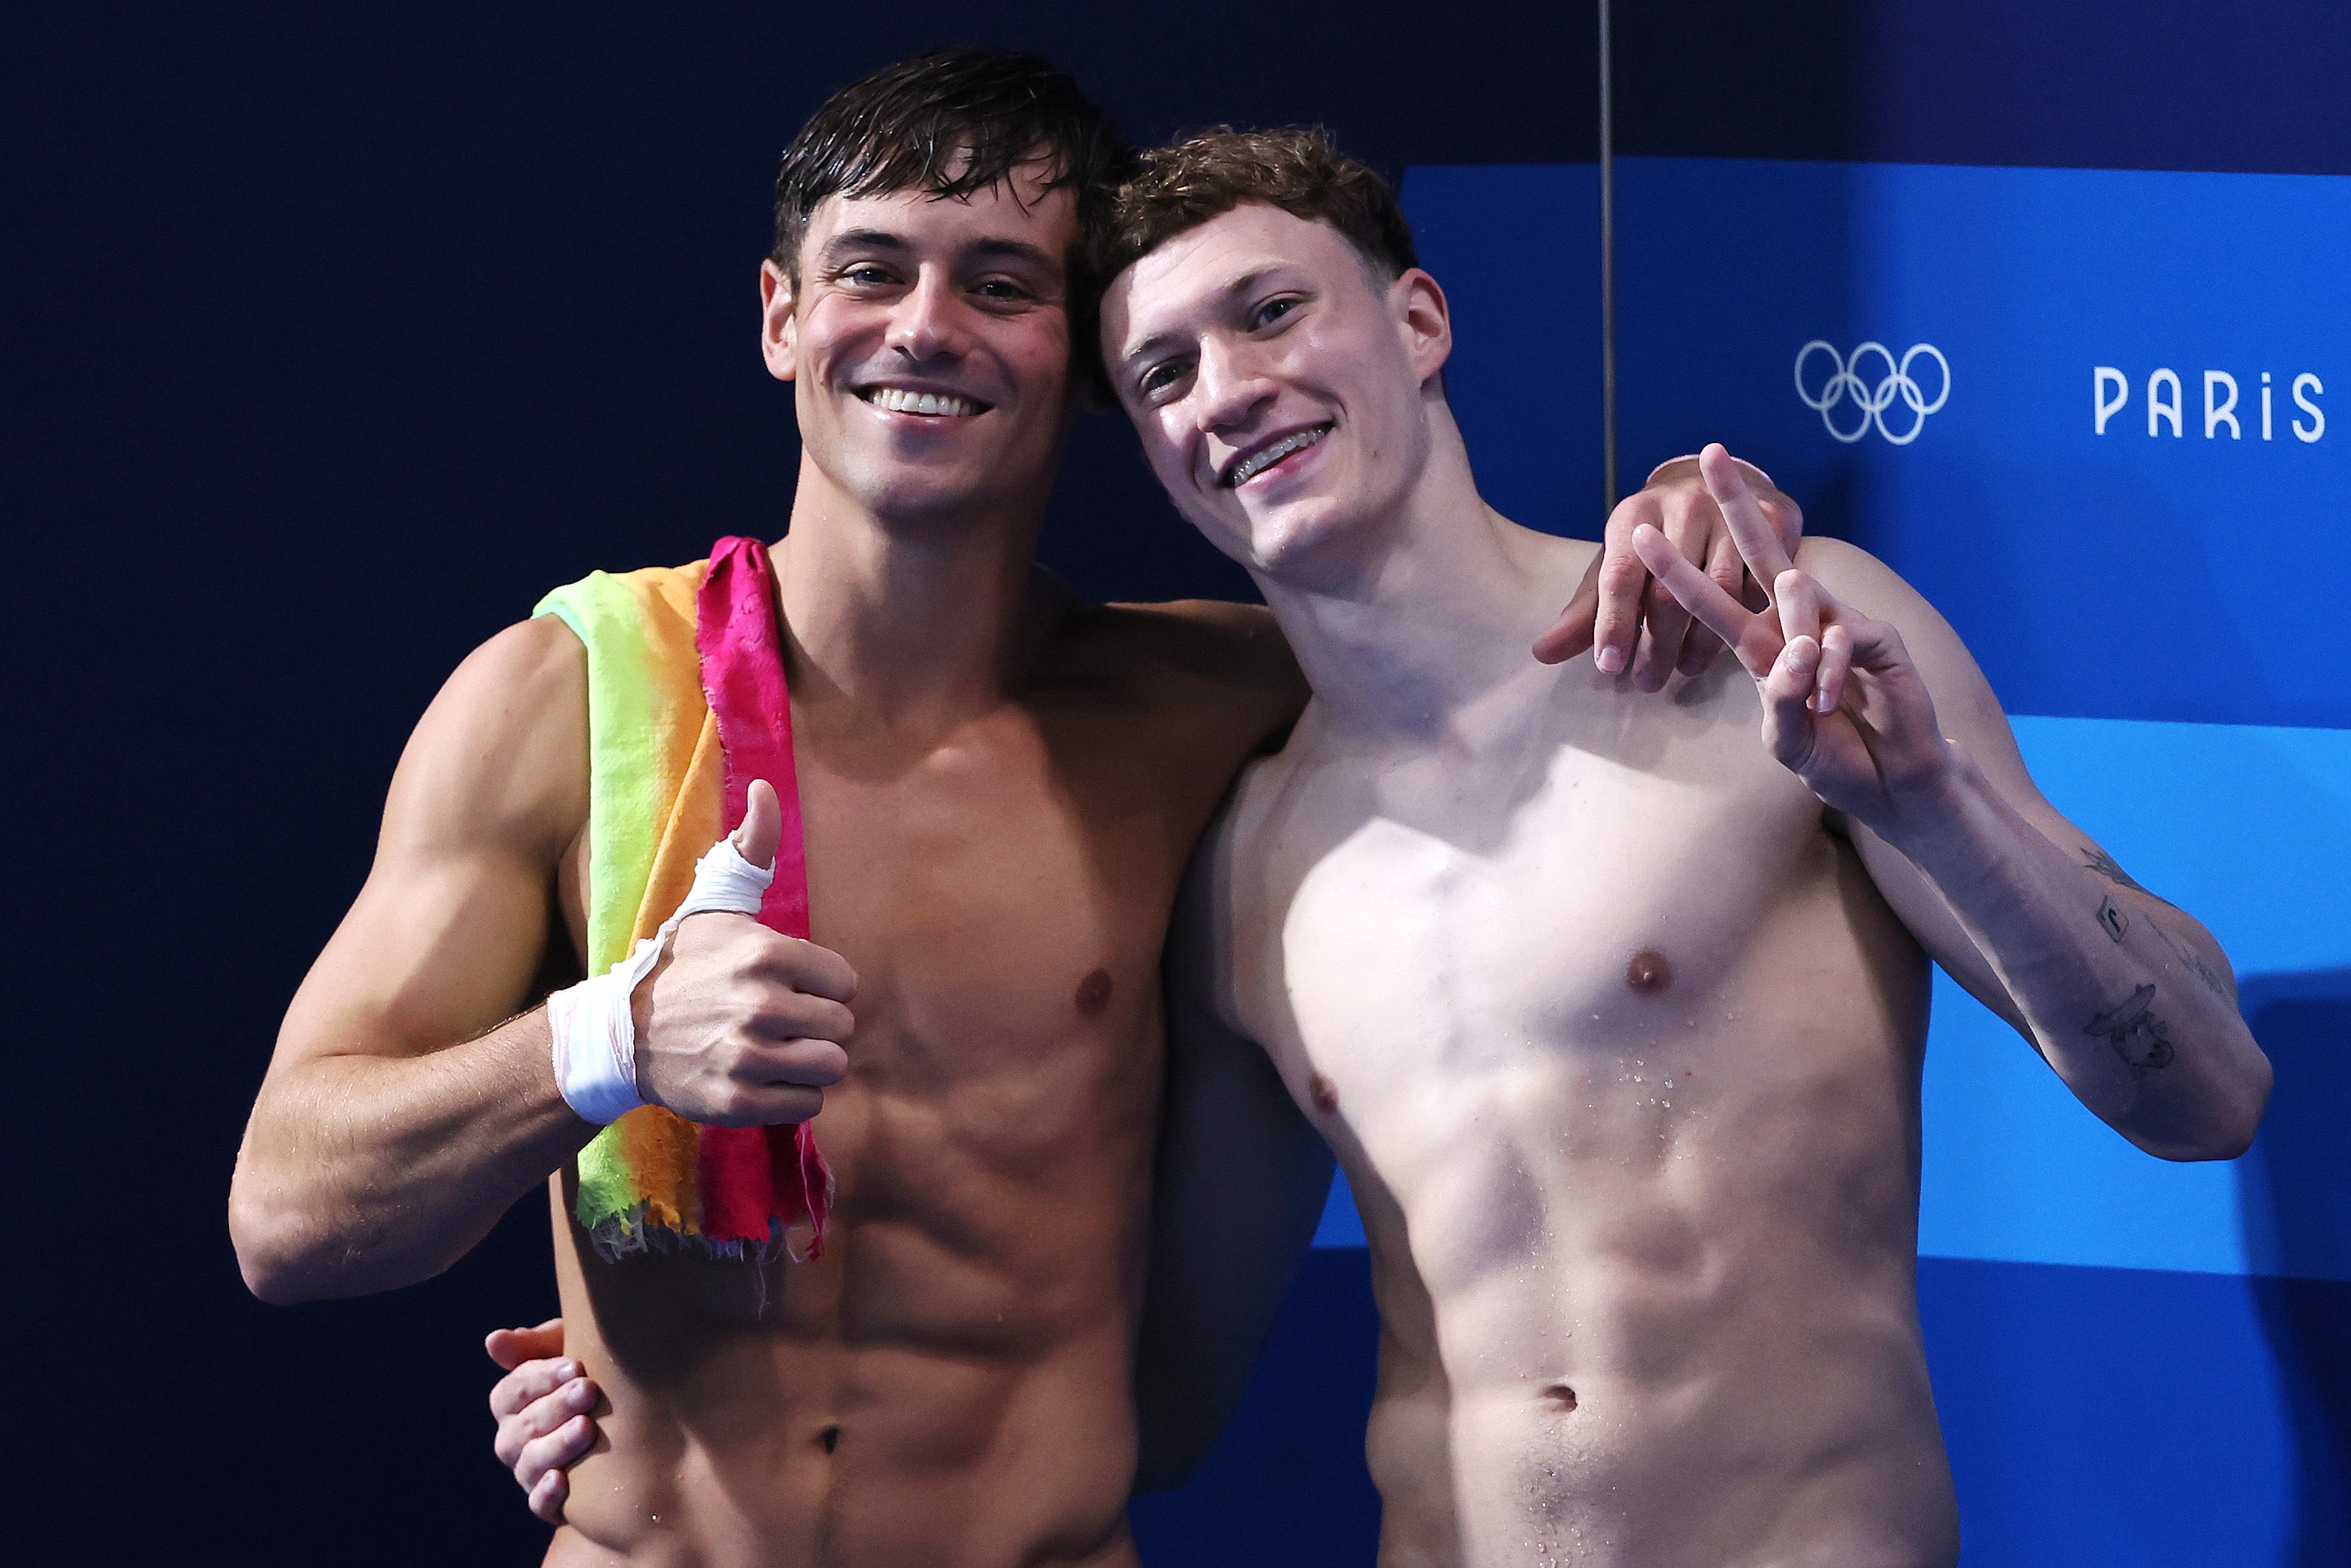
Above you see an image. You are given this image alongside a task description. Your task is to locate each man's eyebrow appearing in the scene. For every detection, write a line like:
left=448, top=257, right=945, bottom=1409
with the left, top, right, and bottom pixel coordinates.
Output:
left=815, top=230, right=1060, bottom=272
left=816, top=229, right=911, bottom=262
left=965, top=236, right=1060, bottom=269
left=1120, top=265, right=1288, bottom=366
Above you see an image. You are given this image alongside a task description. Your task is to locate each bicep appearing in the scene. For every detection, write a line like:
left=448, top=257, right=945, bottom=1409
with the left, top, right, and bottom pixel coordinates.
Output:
left=270, top=618, right=589, bottom=1076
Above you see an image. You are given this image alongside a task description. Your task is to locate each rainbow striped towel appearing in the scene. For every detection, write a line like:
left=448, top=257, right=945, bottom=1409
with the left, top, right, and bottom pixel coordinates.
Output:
left=533, top=536, right=831, bottom=1262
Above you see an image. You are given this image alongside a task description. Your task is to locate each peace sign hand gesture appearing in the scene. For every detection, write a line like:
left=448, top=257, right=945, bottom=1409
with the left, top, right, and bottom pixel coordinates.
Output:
left=1630, top=446, right=1953, bottom=838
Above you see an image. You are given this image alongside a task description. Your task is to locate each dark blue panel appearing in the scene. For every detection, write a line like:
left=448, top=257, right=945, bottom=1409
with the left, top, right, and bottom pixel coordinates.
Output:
left=1400, top=165, right=1607, bottom=537
left=1130, top=1249, right=1383, bottom=1567
left=2235, top=971, right=2351, bottom=1289
left=1619, top=0, right=2351, bottom=177
left=1920, top=1257, right=2351, bottom=1566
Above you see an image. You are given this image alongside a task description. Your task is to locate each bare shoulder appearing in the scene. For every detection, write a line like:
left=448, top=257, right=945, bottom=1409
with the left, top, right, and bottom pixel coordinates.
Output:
left=383, top=615, right=589, bottom=868
left=1792, top=536, right=2011, bottom=749
left=1045, top=597, right=1307, bottom=747
left=1078, top=598, right=1296, bottom=687
left=1792, top=537, right=1946, bottom=626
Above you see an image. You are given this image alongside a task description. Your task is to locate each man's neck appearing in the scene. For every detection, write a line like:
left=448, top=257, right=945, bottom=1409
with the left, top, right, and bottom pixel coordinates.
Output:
left=1252, top=411, right=1573, bottom=745
left=770, top=450, right=1054, bottom=743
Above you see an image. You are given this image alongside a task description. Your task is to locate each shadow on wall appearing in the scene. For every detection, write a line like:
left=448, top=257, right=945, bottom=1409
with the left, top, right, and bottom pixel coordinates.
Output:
left=1127, top=1248, right=1382, bottom=1567
left=2235, top=968, right=2351, bottom=1567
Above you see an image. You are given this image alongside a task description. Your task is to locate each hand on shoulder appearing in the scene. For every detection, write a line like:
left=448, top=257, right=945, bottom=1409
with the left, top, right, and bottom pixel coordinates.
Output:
left=1628, top=447, right=1974, bottom=836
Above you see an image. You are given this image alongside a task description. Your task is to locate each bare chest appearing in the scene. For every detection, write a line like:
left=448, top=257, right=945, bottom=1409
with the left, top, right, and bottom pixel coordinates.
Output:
left=1231, top=723, right=1820, bottom=1071
left=793, top=705, right=1220, bottom=1093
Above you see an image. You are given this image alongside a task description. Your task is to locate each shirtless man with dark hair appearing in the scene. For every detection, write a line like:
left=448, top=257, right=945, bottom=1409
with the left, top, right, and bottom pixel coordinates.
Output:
left=232, top=56, right=1754, bottom=1567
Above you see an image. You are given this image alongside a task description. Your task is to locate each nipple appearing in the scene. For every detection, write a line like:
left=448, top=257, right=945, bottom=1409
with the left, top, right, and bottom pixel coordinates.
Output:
left=1075, top=968, right=1114, bottom=1017
left=1625, top=948, right=1673, bottom=996
left=1308, top=1073, right=1341, bottom=1115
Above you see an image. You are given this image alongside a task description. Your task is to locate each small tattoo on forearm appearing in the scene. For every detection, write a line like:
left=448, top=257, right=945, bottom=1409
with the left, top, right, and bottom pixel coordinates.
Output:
left=2096, top=896, right=2130, bottom=943
left=2145, top=912, right=2236, bottom=1003
left=2085, top=983, right=2175, bottom=1073
left=2082, top=847, right=2177, bottom=908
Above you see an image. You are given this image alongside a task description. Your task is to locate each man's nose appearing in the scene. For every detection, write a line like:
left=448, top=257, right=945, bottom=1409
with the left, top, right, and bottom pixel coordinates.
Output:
left=885, top=271, right=968, bottom=363
left=1194, top=337, right=1274, bottom=435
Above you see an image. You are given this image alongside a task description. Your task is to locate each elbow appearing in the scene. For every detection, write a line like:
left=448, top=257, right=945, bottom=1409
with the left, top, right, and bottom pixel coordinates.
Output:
left=2136, top=1045, right=2274, bottom=1164
left=228, top=1170, right=356, bottom=1305
left=230, top=1182, right=314, bottom=1305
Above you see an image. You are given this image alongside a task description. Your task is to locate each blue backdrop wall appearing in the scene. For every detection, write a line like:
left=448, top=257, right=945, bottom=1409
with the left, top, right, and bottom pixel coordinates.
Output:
left=9, top=3, right=2341, bottom=1561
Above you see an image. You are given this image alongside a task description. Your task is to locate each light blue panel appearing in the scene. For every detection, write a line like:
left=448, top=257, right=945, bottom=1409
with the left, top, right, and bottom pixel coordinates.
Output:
left=1313, top=1168, right=1367, bottom=1249
left=1920, top=714, right=2351, bottom=1278
left=1613, top=157, right=2351, bottom=730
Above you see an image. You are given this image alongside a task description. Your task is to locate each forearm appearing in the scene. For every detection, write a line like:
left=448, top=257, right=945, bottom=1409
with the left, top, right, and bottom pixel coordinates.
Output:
left=231, top=1008, right=595, bottom=1302
left=1879, top=746, right=2270, bottom=1159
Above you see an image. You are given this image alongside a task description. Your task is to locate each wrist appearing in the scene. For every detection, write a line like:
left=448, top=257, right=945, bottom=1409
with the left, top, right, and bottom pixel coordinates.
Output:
left=547, top=960, right=653, bottom=1126
left=1870, top=738, right=1988, bottom=868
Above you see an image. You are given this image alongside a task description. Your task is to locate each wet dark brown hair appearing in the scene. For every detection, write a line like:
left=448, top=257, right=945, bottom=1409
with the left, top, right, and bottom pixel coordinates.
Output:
left=770, top=48, right=1133, bottom=293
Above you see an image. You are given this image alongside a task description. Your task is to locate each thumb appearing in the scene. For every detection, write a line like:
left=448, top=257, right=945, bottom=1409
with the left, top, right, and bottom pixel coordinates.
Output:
left=732, top=778, right=781, bottom=873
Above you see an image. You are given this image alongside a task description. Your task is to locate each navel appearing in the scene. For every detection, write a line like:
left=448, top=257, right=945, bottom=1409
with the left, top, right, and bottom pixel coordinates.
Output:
left=1308, top=1073, right=1341, bottom=1115
left=818, top=1425, right=842, bottom=1455
left=1625, top=948, right=1674, bottom=996
left=1542, top=1383, right=1579, bottom=1412
left=1075, top=968, right=1113, bottom=1017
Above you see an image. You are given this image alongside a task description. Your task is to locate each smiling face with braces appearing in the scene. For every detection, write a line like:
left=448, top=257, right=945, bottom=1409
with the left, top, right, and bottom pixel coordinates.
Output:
left=1102, top=201, right=1453, bottom=588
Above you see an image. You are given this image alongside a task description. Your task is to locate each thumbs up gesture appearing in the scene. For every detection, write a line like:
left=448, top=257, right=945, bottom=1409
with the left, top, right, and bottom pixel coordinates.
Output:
left=631, top=781, right=857, bottom=1127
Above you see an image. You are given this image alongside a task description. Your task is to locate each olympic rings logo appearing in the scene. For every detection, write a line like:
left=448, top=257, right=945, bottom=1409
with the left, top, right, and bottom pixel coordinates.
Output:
left=1794, top=341, right=1951, bottom=444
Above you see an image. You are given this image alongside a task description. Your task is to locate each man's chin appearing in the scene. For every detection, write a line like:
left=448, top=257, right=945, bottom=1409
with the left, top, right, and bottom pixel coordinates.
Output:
left=1238, top=500, right=1366, bottom=587
left=845, top=468, right=1015, bottom=526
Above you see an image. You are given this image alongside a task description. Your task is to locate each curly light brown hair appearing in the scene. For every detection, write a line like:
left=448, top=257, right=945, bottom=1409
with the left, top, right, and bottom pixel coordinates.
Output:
left=1093, top=126, right=1421, bottom=292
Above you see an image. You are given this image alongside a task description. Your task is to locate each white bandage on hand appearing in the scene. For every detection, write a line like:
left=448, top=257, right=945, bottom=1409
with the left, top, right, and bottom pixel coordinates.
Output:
left=547, top=833, right=776, bottom=1125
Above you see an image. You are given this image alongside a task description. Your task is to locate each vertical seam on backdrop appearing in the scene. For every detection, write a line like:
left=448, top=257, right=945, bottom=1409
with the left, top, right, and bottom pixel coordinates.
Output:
left=1598, top=0, right=1618, bottom=512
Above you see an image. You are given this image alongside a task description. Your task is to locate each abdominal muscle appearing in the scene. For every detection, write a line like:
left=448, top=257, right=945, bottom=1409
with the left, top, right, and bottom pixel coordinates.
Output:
left=1345, top=996, right=1958, bottom=1568
left=539, top=1084, right=1151, bottom=1568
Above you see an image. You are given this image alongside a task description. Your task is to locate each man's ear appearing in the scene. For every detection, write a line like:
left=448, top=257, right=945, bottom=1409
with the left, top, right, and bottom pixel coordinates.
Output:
left=759, top=259, right=798, bottom=383
left=1391, top=268, right=1453, bottom=389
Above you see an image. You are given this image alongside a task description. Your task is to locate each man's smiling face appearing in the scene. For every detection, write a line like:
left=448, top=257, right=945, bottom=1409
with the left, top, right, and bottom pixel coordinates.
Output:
left=1102, top=201, right=1446, bottom=584
left=763, top=163, right=1078, bottom=526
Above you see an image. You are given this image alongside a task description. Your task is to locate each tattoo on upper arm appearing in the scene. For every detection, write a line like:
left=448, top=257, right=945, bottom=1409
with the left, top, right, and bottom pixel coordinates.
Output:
left=2082, top=846, right=2177, bottom=908
left=2085, top=983, right=2174, bottom=1074
left=2096, top=896, right=2130, bottom=943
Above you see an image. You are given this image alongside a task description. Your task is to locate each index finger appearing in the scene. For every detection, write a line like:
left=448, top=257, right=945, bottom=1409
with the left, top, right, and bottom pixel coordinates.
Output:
left=1630, top=524, right=1780, bottom=678
left=1698, top=444, right=1796, bottom=586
